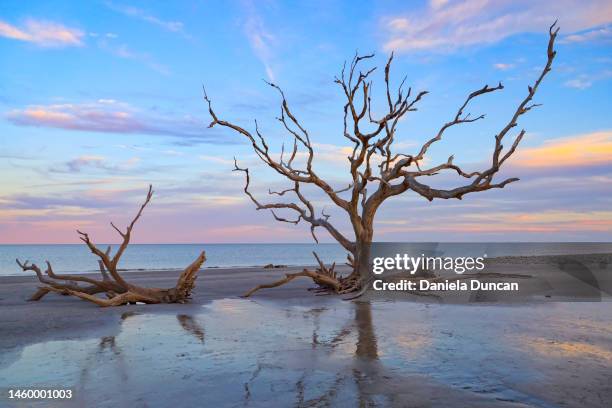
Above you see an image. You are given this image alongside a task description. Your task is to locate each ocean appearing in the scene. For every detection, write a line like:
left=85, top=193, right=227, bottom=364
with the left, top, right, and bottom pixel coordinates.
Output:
left=1, top=243, right=347, bottom=277
left=0, top=242, right=610, bottom=277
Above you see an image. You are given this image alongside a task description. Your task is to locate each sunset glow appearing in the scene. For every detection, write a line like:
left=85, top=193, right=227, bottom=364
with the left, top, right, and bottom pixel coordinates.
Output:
left=1, top=0, right=610, bottom=243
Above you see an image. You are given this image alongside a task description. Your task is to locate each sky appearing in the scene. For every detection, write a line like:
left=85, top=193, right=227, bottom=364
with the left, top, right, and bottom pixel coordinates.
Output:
left=0, top=0, right=611, bottom=244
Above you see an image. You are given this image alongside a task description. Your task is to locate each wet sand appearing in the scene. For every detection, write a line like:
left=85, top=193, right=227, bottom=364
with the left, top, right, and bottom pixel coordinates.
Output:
left=1, top=257, right=611, bottom=407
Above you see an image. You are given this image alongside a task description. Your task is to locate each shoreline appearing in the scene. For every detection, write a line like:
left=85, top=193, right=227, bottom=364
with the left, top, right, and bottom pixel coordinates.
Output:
left=0, top=263, right=318, bottom=277
left=2, top=250, right=610, bottom=277
left=1, top=264, right=297, bottom=277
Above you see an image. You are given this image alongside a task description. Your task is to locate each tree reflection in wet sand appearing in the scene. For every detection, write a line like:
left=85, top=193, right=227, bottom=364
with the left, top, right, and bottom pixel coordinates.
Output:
left=177, top=314, right=205, bottom=343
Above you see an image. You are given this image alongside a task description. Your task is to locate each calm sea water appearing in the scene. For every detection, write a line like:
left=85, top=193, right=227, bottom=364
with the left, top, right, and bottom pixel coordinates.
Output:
left=0, top=243, right=610, bottom=277
left=0, top=243, right=347, bottom=276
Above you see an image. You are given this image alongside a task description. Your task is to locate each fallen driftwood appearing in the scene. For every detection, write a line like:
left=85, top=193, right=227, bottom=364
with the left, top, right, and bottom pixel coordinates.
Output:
left=17, top=185, right=206, bottom=307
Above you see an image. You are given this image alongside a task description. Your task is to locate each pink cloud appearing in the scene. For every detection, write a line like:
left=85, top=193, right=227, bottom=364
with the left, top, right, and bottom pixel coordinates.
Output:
left=7, top=101, right=140, bottom=133
left=5, top=100, right=227, bottom=142
left=377, top=210, right=612, bottom=235
left=0, top=18, right=84, bottom=47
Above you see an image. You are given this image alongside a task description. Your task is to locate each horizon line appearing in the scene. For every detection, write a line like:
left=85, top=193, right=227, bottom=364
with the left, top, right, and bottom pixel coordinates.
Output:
left=1, top=241, right=610, bottom=245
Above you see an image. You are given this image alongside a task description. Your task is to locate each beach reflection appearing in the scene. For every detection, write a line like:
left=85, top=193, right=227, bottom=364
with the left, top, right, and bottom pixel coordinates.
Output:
left=354, top=302, right=378, bottom=360
left=177, top=314, right=205, bottom=343
left=1, top=300, right=611, bottom=407
left=525, top=338, right=612, bottom=360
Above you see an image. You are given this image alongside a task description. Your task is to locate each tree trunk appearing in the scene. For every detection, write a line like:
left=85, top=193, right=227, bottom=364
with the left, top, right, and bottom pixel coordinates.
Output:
left=354, top=239, right=372, bottom=284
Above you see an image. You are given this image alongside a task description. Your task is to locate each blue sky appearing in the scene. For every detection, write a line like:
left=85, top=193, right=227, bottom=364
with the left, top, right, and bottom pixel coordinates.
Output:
left=0, top=0, right=611, bottom=243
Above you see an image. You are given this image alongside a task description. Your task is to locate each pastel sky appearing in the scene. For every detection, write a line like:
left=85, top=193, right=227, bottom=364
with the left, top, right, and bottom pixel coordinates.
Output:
left=1, top=0, right=611, bottom=244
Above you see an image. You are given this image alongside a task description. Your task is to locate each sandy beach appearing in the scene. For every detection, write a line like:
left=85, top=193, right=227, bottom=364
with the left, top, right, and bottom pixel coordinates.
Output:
left=1, top=255, right=611, bottom=407
left=0, top=265, right=327, bottom=351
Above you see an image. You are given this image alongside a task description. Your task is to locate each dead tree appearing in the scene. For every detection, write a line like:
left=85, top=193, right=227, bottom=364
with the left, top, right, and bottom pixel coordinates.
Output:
left=204, top=24, right=559, bottom=296
left=16, top=185, right=206, bottom=306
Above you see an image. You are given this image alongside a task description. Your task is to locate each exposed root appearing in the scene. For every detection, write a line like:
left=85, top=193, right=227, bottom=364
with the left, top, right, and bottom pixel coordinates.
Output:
left=242, top=251, right=362, bottom=298
left=242, top=269, right=334, bottom=298
left=16, top=185, right=207, bottom=307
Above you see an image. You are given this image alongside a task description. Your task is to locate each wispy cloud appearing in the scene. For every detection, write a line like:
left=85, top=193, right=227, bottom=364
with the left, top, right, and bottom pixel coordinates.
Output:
left=199, top=155, right=234, bottom=165
left=561, top=25, right=612, bottom=43
left=0, top=18, right=84, bottom=47
left=53, top=155, right=141, bottom=174
left=66, top=155, right=106, bottom=172
left=382, top=0, right=612, bottom=53
left=0, top=192, right=116, bottom=212
left=88, top=32, right=118, bottom=39
left=430, top=0, right=450, bottom=9
left=563, top=69, right=612, bottom=90
left=493, top=62, right=514, bottom=70
left=5, top=99, right=230, bottom=144
left=564, top=77, right=593, bottom=89
left=379, top=210, right=612, bottom=235
left=98, top=40, right=170, bottom=75
left=243, top=0, right=277, bottom=81
left=481, top=209, right=612, bottom=233
left=106, top=2, right=189, bottom=37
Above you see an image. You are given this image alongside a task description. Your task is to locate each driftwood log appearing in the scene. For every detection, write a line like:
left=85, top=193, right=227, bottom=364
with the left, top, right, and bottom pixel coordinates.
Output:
left=16, top=185, right=206, bottom=307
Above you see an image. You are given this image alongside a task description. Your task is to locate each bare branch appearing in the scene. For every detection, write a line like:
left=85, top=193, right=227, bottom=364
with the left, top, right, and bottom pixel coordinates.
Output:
left=414, top=82, right=504, bottom=165
left=232, top=159, right=354, bottom=251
